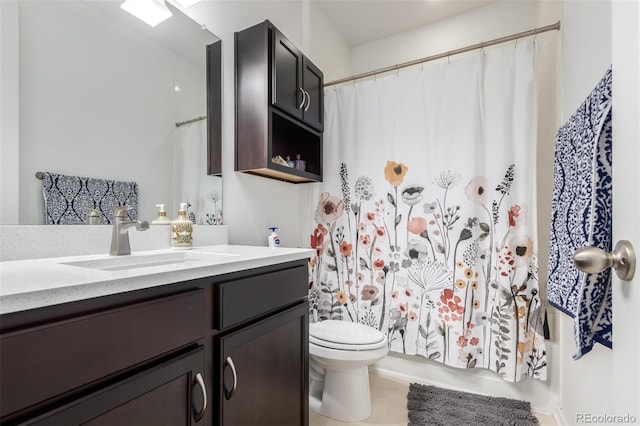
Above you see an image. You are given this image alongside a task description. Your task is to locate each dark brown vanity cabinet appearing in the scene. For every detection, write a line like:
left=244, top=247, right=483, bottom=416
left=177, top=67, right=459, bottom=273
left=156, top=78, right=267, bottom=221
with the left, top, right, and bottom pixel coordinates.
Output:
left=235, top=20, right=324, bottom=183
left=217, top=303, right=308, bottom=426
left=0, top=290, right=207, bottom=426
left=213, top=263, right=309, bottom=426
left=0, top=260, right=309, bottom=426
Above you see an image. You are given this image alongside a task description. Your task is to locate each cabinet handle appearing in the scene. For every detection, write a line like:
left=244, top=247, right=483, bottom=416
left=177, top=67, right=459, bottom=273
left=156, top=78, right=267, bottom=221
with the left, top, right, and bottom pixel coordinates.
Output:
left=224, top=356, right=238, bottom=400
left=193, top=372, right=207, bottom=422
left=298, top=87, right=307, bottom=110
left=303, top=89, right=311, bottom=112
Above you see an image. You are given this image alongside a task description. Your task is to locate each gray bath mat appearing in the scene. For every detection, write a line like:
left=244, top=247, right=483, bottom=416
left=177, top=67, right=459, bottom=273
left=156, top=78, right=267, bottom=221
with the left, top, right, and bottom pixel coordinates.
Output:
left=407, top=383, right=538, bottom=426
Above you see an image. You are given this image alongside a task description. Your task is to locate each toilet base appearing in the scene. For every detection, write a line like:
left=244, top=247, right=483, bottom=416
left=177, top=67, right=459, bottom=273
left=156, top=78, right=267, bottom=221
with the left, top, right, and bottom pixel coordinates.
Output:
left=309, top=366, right=372, bottom=422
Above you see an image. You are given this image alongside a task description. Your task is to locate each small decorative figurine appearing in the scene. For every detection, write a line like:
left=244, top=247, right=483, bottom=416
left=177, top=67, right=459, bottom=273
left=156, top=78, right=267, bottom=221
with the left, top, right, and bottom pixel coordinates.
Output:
left=295, top=154, right=306, bottom=171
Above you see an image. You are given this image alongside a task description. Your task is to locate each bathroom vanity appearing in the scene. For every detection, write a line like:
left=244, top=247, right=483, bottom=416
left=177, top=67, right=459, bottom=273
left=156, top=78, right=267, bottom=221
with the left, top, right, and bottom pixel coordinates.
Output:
left=0, top=245, right=313, bottom=426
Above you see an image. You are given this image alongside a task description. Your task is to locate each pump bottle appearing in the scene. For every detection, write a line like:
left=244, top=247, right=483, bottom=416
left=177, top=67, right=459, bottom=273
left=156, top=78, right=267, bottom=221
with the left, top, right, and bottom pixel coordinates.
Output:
left=268, top=227, right=280, bottom=248
left=152, top=204, right=171, bottom=225
left=171, top=203, right=193, bottom=249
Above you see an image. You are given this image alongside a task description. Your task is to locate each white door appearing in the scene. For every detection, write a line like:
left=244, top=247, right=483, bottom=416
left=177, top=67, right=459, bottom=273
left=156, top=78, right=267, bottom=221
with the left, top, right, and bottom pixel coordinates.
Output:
left=611, top=0, right=640, bottom=418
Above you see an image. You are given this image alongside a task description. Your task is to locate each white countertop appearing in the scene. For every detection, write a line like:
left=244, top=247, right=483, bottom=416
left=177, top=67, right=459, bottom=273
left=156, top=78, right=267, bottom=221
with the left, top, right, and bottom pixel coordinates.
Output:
left=0, top=245, right=314, bottom=315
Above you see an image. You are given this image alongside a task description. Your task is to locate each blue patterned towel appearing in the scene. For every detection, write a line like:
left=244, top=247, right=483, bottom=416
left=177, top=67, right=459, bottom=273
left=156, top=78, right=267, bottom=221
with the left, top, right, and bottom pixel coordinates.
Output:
left=42, top=172, right=138, bottom=225
left=547, top=67, right=613, bottom=359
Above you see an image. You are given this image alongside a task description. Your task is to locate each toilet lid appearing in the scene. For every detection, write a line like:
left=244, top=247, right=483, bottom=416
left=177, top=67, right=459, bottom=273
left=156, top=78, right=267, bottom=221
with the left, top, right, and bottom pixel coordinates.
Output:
left=309, top=320, right=386, bottom=347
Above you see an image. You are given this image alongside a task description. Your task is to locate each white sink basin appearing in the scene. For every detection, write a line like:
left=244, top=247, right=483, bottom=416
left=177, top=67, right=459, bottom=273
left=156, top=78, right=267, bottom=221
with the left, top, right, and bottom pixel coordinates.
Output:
left=61, top=251, right=237, bottom=272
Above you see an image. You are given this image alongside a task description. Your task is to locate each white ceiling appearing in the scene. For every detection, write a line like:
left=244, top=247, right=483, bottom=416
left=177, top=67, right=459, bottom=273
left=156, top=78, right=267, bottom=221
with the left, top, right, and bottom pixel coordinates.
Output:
left=314, top=0, right=497, bottom=47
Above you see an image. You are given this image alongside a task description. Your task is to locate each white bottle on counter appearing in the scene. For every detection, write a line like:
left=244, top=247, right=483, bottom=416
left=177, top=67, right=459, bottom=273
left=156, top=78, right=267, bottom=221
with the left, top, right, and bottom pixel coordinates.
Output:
left=268, top=227, right=280, bottom=248
left=171, top=203, right=193, bottom=249
left=152, top=204, right=171, bottom=225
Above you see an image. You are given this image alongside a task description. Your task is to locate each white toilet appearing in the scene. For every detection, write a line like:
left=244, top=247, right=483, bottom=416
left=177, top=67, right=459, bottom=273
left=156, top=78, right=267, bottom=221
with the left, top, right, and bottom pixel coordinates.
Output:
left=309, top=320, right=389, bottom=422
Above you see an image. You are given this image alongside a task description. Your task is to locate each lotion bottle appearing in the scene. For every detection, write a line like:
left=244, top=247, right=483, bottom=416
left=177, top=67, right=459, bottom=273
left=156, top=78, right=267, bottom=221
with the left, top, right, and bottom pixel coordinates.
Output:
left=171, top=203, right=192, bottom=249
left=152, top=204, right=171, bottom=225
left=268, top=227, right=280, bottom=248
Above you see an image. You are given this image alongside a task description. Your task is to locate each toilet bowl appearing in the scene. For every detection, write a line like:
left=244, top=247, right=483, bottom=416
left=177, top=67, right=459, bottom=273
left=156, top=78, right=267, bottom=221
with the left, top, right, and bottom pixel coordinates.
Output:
left=309, top=320, right=389, bottom=422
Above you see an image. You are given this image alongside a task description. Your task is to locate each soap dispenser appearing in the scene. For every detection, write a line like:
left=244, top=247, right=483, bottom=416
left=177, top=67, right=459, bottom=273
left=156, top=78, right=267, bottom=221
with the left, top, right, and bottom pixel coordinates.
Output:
left=268, top=227, right=281, bottom=248
left=152, top=204, right=171, bottom=225
left=85, top=208, right=102, bottom=225
left=171, top=203, right=193, bottom=249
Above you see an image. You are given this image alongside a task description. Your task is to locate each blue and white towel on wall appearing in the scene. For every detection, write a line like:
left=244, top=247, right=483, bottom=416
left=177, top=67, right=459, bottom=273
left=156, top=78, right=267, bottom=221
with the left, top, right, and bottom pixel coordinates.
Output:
left=42, top=172, right=138, bottom=225
left=548, top=66, right=613, bottom=359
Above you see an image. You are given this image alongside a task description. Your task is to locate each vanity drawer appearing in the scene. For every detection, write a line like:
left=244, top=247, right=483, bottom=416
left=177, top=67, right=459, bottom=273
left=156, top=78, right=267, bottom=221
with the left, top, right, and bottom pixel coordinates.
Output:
left=215, top=264, right=308, bottom=330
left=0, top=289, right=204, bottom=419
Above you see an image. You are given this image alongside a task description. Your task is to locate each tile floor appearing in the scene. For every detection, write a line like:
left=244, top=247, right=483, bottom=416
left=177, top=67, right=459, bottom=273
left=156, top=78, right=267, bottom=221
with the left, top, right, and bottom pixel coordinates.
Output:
left=309, top=372, right=556, bottom=426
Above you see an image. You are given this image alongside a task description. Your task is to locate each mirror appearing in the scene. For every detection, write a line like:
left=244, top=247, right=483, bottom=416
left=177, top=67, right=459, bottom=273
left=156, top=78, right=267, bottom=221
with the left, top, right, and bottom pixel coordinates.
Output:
left=5, top=0, right=221, bottom=224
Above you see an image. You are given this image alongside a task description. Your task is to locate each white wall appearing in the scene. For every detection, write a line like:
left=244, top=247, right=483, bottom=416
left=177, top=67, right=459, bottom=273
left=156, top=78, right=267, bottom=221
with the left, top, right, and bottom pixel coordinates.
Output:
left=350, top=0, right=560, bottom=76
left=183, top=0, right=350, bottom=247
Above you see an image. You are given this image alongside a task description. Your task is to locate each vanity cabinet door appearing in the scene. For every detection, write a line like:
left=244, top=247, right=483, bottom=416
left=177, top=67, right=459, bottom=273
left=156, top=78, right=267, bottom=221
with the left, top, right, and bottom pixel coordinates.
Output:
left=24, top=347, right=207, bottom=426
left=216, top=301, right=309, bottom=426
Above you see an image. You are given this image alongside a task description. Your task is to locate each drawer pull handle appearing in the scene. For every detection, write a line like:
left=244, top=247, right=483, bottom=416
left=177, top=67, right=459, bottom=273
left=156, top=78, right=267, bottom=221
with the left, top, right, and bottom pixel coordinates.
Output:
left=194, top=372, right=207, bottom=422
left=224, top=356, right=238, bottom=400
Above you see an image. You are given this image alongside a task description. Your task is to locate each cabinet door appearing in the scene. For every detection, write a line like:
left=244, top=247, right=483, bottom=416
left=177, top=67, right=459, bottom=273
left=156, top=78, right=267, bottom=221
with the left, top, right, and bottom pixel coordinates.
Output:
left=217, top=302, right=309, bottom=426
left=24, top=348, right=208, bottom=426
left=272, top=29, right=304, bottom=121
left=302, top=58, right=324, bottom=131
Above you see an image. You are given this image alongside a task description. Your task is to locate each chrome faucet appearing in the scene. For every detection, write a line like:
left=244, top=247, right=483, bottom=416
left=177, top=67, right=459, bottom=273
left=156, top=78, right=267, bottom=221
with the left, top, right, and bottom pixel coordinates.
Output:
left=110, top=205, right=149, bottom=256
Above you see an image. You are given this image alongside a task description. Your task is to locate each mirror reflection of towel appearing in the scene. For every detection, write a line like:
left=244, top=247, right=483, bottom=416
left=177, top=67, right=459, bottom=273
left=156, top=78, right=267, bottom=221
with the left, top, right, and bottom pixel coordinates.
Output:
left=42, top=172, right=138, bottom=224
left=547, top=66, right=613, bottom=359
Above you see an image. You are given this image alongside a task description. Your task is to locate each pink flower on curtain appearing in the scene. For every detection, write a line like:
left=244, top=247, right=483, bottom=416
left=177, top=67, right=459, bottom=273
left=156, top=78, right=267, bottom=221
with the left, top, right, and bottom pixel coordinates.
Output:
left=373, top=259, right=385, bottom=270
left=407, top=216, right=428, bottom=235
left=508, top=204, right=528, bottom=228
left=361, top=285, right=379, bottom=301
left=318, top=192, right=345, bottom=223
left=464, top=176, right=489, bottom=205
left=310, top=224, right=328, bottom=256
left=340, top=241, right=353, bottom=257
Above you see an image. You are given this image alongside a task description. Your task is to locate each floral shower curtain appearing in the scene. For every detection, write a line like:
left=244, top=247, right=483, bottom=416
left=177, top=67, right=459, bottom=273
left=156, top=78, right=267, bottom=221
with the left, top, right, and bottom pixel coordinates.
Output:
left=308, top=39, right=547, bottom=382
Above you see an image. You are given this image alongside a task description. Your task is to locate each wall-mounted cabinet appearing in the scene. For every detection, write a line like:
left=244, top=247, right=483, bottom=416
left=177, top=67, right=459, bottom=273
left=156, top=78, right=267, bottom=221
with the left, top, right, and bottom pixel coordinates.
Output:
left=235, top=20, right=323, bottom=183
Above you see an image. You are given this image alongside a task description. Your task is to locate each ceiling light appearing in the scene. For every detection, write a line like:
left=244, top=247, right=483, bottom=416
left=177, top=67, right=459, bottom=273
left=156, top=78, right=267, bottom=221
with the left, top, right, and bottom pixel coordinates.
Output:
left=120, top=0, right=172, bottom=27
left=174, top=0, right=203, bottom=7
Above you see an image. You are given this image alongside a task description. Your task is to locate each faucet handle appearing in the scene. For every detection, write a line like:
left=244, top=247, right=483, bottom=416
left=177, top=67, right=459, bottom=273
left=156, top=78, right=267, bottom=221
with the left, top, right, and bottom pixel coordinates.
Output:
left=113, top=205, right=133, bottom=218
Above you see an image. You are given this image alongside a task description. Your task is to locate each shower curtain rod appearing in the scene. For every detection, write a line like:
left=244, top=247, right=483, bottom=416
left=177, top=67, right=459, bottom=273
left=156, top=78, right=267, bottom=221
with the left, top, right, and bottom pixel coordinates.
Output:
left=324, top=21, right=561, bottom=87
left=175, top=115, right=206, bottom=128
